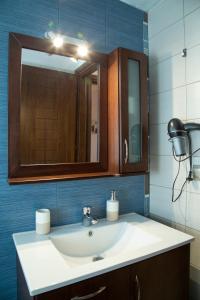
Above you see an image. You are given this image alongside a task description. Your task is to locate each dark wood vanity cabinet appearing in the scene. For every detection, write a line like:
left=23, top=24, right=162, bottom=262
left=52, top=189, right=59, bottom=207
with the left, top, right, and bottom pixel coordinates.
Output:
left=17, top=245, right=190, bottom=300
left=130, top=245, right=190, bottom=300
left=108, top=48, right=148, bottom=175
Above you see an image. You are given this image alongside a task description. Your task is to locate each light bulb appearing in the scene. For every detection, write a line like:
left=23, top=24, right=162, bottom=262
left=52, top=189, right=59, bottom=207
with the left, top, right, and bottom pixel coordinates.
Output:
left=77, top=45, right=88, bottom=57
left=70, top=57, right=78, bottom=62
left=52, top=34, right=64, bottom=48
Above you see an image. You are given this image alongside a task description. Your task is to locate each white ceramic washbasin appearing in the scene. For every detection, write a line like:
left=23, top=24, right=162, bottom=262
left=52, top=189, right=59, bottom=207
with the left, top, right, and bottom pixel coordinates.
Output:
left=50, top=221, right=160, bottom=265
left=13, top=213, right=194, bottom=296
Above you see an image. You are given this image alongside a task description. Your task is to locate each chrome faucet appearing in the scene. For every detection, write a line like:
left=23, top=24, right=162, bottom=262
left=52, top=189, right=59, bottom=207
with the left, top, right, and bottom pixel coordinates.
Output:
left=82, top=207, right=98, bottom=227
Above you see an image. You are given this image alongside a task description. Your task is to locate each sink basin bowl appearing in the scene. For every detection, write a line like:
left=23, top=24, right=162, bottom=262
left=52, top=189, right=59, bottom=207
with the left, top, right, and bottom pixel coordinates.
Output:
left=13, top=213, right=194, bottom=296
left=50, top=222, right=128, bottom=258
left=50, top=221, right=160, bottom=265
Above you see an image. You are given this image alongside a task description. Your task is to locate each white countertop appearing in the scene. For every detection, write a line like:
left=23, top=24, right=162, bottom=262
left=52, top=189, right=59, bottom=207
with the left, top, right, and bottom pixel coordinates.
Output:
left=13, top=213, right=194, bottom=296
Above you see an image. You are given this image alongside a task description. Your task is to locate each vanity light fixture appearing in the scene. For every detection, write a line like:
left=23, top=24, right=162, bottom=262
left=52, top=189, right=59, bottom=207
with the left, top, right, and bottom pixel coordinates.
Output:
left=44, top=31, right=90, bottom=54
left=44, top=31, right=64, bottom=48
left=44, top=0, right=64, bottom=48
left=52, top=34, right=64, bottom=48
left=70, top=57, right=78, bottom=62
left=77, top=44, right=89, bottom=57
left=45, top=1, right=89, bottom=51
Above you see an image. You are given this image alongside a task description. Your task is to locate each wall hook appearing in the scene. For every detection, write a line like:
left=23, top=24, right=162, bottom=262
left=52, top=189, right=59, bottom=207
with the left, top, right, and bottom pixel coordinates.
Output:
left=181, top=48, right=187, bottom=57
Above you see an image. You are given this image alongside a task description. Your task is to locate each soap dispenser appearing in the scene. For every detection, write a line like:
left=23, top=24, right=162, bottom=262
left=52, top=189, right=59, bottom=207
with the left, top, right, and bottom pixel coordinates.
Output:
left=106, top=190, right=119, bottom=221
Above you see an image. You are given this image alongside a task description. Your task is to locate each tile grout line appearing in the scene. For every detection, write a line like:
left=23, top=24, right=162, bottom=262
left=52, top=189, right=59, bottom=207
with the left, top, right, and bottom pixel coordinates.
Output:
left=182, top=0, right=188, bottom=232
left=150, top=183, right=200, bottom=196
left=149, top=42, right=200, bottom=70
left=150, top=78, right=200, bottom=97
left=150, top=212, right=200, bottom=238
left=149, top=4, right=200, bottom=41
left=149, top=44, right=200, bottom=70
left=148, top=0, right=163, bottom=14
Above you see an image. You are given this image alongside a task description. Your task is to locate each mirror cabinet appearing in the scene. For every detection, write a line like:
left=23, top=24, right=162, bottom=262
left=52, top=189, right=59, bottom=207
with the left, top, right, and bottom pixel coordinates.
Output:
left=8, top=33, right=148, bottom=184
left=108, top=48, right=148, bottom=175
left=8, top=33, right=108, bottom=183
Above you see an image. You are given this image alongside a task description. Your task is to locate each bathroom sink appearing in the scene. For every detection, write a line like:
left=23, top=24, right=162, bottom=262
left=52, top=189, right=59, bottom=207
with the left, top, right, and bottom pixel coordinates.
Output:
left=13, top=213, right=194, bottom=296
left=50, top=221, right=160, bottom=265
left=50, top=222, right=127, bottom=257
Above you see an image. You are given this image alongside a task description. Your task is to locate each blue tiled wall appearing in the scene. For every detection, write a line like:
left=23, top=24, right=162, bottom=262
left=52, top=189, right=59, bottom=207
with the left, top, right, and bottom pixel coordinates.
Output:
left=0, top=1, right=145, bottom=299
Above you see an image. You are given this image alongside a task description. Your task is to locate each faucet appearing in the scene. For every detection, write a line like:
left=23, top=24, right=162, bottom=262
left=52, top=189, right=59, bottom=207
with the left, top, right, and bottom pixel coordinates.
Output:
left=82, top=207, right=98, bottom=227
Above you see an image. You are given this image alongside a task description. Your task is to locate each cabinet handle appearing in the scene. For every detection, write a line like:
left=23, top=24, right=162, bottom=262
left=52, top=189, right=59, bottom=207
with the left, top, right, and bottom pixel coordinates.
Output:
left=135, top=275, right=141, bottom=300
left=124, top=138, right=129, bottom=164
left=70, top=286, right=106, bottom=300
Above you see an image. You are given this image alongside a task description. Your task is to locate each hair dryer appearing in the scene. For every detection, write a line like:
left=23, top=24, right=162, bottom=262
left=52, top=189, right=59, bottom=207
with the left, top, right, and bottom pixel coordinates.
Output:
left=168, top=118, right=200, bottom=157
left=168, top=118, right=200, bottom=201
left=168, top=118, right=200, bottom=183
left=168, top=118, right=187, bottom=156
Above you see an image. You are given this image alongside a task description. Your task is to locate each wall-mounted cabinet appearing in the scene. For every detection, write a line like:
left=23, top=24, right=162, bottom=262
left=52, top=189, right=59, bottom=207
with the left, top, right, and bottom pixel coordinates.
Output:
left=8, top=33, right=109, bottom=184
left=8, top=33, right=148, bottom=184
left=108, top=48, right=148, bottom=175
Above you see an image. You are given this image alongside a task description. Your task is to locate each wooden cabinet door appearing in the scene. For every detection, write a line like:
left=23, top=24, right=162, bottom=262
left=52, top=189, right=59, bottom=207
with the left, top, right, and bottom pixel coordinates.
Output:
left=105, top=267, right=130, bottom=300
left=36, top=286, right=70, bottom=300
left=69, top=267, right=130, bottom=300
left=17, top=246, right=190, bottom=300
left=69, top=274, right=108, bottom=300
left=119, top=48, right=148, bottom=174
left=130, top=246, right=190, bottom=300
left=36, top=267, right=130, bottom=300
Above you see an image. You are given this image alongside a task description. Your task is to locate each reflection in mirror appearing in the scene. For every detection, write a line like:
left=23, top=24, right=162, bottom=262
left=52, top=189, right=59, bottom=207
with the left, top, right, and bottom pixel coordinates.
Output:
left=20, top=49, right=99, bottom=165
left=128, top=59, right=141, bottom=163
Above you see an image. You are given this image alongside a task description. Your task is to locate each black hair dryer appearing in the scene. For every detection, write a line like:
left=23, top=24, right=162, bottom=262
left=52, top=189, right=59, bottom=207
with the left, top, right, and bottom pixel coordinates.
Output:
left=168, top=118, right=200, bottom=181
left=168, top=118, right=188, bottom=156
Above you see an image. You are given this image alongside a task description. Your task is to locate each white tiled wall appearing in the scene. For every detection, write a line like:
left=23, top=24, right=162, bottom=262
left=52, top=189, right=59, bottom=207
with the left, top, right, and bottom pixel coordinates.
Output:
left=185, top=7, right=200, bottom=48
left=150, top=86, right=187, bottom=124
left=184, top=0, right=200, bottom=15
left=149, top=20, right=184, bottom=65
left=150, top=185, right=187, bottom=224
left=149, top=1, right=200, bottom=298
left=148, top=0, right=183, bottom=38
left=150, top=155, right=187, bottom=189
left=150, top=53, right=186, bottom=94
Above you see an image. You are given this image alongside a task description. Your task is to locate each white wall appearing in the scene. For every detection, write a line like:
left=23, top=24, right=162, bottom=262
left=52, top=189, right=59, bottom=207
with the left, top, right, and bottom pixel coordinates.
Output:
left=149, top=1, right=200, bottom=299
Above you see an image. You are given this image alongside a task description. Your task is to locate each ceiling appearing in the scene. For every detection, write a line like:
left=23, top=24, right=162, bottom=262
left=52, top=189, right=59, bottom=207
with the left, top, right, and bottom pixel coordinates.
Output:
left=120, top=0, right=160, bottom=11
left=22, top=49, right=85, bottom=74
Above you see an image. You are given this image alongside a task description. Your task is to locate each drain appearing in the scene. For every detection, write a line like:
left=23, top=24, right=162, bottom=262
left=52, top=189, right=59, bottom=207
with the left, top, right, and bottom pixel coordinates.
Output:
left=92, top=256, right=104, bottom=262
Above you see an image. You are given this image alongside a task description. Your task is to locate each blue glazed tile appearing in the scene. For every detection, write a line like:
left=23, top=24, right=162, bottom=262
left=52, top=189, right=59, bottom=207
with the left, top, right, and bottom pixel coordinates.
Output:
left=0, top=254, right=16, bottom=300
left=108, top=16, right=143, bottom=51
left=143, top=23, right=148, bottom=41
left=0, top=1, right=146, bottom=299
left=107, top=0, right=144, bottom=23
left=57, top=176, right=145, bottom=225
left=60, top=0, right=106, bottom=26
left=0, top=96, right=7, bottom=113
left=60, top=0, right=106, bottom=51
left=0, top=235, right=16, bottom=259
left=106, top=0, right=144, bottom=52
left=0, top=180, right=58, bottom=234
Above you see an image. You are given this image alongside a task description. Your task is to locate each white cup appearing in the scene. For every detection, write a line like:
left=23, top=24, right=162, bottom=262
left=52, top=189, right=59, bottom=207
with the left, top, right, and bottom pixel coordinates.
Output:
left=36, top=209, right=50, bottom=235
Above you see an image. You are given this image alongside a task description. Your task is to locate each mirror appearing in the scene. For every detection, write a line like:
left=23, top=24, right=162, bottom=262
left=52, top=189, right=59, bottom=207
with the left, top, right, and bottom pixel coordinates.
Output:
left=20, top=49, right=99, bottom=165
left=9, top=33, right=108, bottom=182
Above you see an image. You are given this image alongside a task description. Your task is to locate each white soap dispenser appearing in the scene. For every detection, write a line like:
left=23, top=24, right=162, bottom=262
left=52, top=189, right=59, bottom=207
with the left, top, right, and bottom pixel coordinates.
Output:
left=106, top=190, right=119, bottom=221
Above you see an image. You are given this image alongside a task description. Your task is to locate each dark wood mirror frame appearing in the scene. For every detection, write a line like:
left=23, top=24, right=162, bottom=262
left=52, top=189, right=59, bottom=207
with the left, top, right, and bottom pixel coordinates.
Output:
left=8, top=32, right=108, bottom=184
